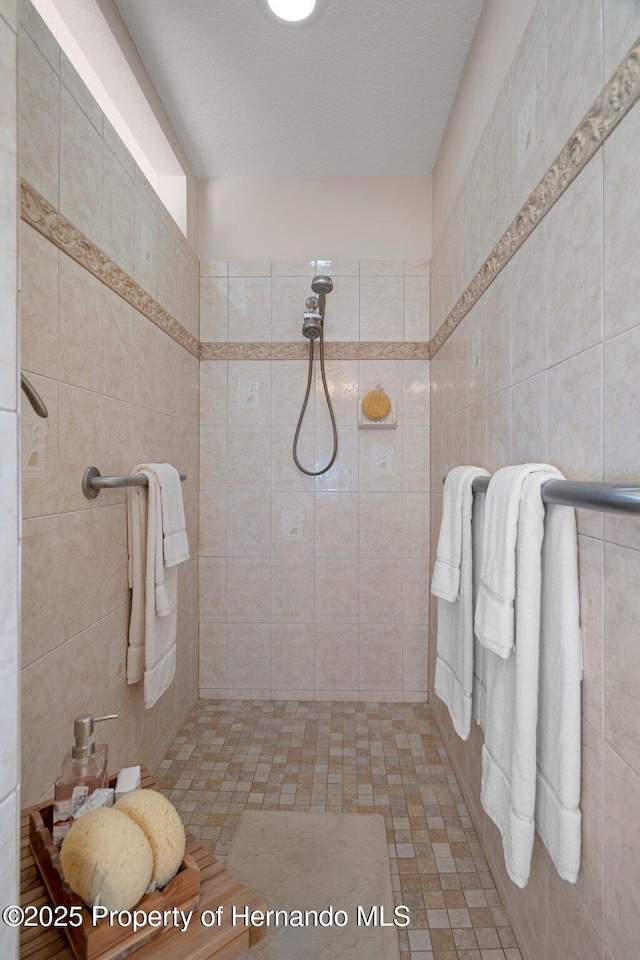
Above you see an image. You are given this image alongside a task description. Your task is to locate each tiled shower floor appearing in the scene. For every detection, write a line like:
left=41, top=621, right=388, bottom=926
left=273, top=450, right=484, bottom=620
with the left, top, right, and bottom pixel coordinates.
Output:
left=156, top=700, right=521, bottom=960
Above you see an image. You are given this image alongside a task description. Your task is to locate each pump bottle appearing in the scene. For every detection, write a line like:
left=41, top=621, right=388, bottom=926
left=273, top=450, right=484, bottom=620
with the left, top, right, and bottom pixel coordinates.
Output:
left=52, top=714, right=117, bottom=845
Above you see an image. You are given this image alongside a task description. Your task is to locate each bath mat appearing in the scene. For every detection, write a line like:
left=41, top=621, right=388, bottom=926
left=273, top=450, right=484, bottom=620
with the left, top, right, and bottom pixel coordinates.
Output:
left=228, top=811, right=401, bottom=960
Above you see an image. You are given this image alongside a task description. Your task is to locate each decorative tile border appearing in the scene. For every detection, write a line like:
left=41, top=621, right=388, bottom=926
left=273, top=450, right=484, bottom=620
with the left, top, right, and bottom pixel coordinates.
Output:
left=28, top=25, right=640, bottom=368
left=20, top=181, right=431, bottom=364
left=430, top=33, right=640, bottom=357
left=20, top=180, right=200, bottom=359
left=199, top=341, right=431, bottom=360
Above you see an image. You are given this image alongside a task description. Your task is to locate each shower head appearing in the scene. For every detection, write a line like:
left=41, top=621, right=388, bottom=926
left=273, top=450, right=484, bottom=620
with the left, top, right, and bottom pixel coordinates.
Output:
left=311, top=275, right=333, bottom=296
left=302, top=317, right=322, bottom=339
left=303, top=294, right=323, bottom=338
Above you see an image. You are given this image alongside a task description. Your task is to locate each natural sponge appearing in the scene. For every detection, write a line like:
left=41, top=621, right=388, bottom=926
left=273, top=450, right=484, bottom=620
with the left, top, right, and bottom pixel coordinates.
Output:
left=361, top=385, right=392, bottom=421
left=60, top=807, right=153, bottom=911
left=115, top=790, right=185, bottom=889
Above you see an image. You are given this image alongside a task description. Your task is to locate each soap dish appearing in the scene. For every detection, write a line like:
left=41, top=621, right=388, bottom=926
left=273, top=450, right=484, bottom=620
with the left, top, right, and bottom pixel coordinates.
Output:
left=357, top=404, right=398, bottom=429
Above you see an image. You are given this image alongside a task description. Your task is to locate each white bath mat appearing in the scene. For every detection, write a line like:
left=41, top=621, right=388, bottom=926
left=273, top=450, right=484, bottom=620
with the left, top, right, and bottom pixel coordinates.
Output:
left=227, top=811, right=401, bottom=960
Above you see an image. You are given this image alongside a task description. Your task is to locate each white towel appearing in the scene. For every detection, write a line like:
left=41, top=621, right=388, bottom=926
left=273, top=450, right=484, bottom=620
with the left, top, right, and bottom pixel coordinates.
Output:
left=474, top=464, right=561, bottom=658
left=535, top=497, right=583, bottom=883
left=145, top=462, right=190, bottom=567
left=471, top=491, right=488, bottom=728
left=479, top=467, right=582, bottom=887
left=480, top=472, right=546, bottom=887
left=126, top=465, right=189, bottom=708
left=431, top=466, right=490, bottom=740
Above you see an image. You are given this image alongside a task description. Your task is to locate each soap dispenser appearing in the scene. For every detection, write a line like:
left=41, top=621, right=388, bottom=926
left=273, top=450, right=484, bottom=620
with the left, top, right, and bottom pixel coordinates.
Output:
left=52, top=714, right=117, bottom=845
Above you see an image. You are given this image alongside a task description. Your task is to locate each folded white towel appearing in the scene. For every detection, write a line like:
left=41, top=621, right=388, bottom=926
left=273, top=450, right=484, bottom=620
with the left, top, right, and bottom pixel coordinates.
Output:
left=432, top=466, right=490, bottom=740
left=535, top=496, right=582, bottom=883
left=475, top=463, right=562, bottom=658
left=480, top=471, right=547, bottom=887
left=144, top=462, right=190, bottom=567
left=432, top=466, right=490, bottom=602
left=126, top=464, right=188, bottom=708
left=471, top=490, right=488, bottom=728
left=480, top=467, right=582, bottom=888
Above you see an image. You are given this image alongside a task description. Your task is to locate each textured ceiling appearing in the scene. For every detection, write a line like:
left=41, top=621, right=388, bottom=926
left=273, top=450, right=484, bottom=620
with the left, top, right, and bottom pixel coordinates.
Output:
left=114, top=0, right=484, bottom=179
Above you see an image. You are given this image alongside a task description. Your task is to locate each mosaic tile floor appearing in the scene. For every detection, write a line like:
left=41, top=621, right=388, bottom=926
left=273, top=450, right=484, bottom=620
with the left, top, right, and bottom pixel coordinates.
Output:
left=156, top=700, right=522, bottom=960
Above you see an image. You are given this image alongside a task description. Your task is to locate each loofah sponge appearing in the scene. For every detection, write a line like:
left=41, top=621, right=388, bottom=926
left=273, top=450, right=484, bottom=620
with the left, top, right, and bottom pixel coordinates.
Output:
left=60, top=807, right=153, bottom=911
left=361, top=385, right=391, bottom=421
left=115, top=789, right=186, bottom=889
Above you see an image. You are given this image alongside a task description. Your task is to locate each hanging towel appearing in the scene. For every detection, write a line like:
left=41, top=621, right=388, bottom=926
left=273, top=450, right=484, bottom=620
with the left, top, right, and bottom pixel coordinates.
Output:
left=478, top=466, right=582, bottom=888
left=474, top=463, right=557, bottom=658
left=431, top=465, right=490, bottom=740
left=126, top=464, right=189, bottom=708
left=479, top=471, right=548, bottom=887
left=535, top=496, right=582, bottom=883
left=146, top=462, right=189, bottom=567
left=471, top=489, right=488, bottom=728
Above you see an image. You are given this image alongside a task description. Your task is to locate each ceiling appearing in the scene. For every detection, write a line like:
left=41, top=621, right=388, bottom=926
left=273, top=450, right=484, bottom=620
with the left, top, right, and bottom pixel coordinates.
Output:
left=113, top=0, right=484, bottom=180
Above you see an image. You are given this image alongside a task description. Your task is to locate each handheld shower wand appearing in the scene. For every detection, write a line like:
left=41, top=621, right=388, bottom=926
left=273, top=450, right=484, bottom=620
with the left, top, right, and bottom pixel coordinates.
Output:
left=311, top=273, right=333, bottom=308
left=293, top=276, right=338, bottom=476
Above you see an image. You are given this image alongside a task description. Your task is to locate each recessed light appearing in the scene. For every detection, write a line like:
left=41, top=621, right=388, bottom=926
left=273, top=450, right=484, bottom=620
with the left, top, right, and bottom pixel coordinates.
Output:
left=257, top=0, right=327, bottom=26
left=268, top=0, right=316, bottom=21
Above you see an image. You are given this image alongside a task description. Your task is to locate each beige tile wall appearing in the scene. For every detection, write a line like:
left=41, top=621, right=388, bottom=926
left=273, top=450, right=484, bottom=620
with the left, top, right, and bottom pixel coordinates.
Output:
left=429, top=1, right=640, bottom=958
left=17, top=0, right=199, bottom=340
left=0, top=1, right=20, bottom=957
left=18, top=0, right=200, bottom=807
left=199, top=259, right=431, bottom=701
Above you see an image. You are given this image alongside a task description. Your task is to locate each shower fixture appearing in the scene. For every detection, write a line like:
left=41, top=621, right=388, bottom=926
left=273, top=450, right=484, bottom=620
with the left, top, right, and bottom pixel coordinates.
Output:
left=302, top=297, right=322, bottom=340
left=293, top=276, right=338, bottom=476
left=310, top=274, right=333, bottom=296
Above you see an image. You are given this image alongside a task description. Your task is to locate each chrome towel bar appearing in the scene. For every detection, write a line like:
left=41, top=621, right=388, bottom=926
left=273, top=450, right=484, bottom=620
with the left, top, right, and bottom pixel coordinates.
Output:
left=442, top=473, right=640, bottom=515
left=82, top=466, right=187, bottom=499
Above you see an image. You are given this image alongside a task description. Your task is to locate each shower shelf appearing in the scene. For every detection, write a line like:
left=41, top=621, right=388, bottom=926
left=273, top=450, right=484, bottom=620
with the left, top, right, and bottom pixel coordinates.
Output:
left=357, top=405, right=398, bottom=429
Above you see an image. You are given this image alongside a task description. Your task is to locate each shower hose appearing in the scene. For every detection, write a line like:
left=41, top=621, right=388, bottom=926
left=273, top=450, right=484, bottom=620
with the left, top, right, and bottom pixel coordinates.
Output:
left=293, top=325, right=338, bottom=476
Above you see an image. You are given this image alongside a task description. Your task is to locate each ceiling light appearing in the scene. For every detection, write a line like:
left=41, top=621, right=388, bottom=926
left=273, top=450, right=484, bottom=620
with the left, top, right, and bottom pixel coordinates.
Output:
left=257, top=0, right=327, bottom=26
left=268, top=0, right=316, bottom=20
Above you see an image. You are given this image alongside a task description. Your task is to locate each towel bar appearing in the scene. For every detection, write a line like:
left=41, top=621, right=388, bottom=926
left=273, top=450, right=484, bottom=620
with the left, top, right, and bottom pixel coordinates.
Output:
left=82, top=466, right=187, bottom=499
left=442, top=473, right=640, bottom=515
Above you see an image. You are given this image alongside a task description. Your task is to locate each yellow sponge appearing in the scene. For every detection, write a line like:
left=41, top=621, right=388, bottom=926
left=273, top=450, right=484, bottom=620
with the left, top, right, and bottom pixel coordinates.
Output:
left=115, top=789, right=186, bottom=889
left=60, top=807, right=153, bottom=911
left=361, top=385, right=391, bottom=421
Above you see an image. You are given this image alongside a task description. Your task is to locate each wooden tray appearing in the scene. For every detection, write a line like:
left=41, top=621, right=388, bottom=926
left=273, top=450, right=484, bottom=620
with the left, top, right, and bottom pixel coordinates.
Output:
left=29, top=775, right=200, bottom=960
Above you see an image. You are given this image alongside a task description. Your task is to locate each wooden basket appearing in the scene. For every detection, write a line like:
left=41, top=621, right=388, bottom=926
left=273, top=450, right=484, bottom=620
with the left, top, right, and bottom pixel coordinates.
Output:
left=28, top=775, right=200, bottom=960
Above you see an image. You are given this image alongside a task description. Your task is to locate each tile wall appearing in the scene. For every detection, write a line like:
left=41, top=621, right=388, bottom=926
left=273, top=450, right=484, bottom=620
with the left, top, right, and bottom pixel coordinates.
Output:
left=0, top=0, right=20, bottom=955
left=199, top=259, right=431, bottom=701
left=430, top=1, right=640, bottom=959
left=18, top=0, right=200, bottom=807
